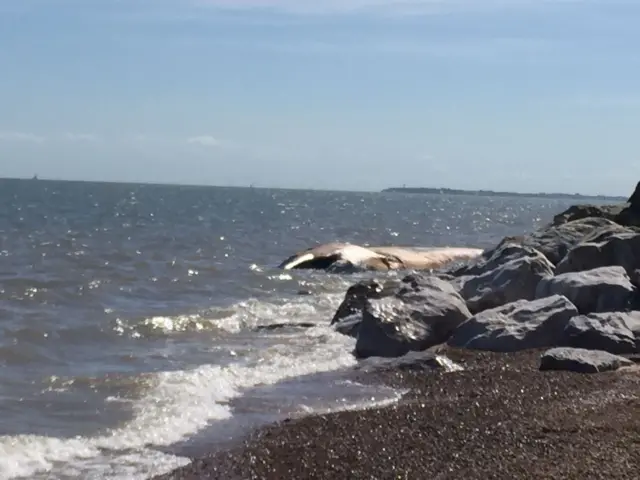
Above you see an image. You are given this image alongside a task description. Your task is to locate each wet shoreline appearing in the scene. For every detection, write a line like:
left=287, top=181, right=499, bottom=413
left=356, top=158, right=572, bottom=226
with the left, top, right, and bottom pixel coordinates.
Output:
left=152, top=348, right=640, bottom=480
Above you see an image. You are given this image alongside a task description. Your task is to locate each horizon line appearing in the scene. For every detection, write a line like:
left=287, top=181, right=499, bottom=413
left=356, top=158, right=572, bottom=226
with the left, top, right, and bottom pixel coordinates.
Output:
left=0, top=176, right=628, bottom=200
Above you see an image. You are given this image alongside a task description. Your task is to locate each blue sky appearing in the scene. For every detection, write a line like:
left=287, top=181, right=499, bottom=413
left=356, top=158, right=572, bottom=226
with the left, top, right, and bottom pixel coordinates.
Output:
left=1, top=0, right=639, bottom=195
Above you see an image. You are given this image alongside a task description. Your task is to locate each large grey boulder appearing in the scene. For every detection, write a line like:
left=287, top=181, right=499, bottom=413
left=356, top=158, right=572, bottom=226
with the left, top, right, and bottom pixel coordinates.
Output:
left=450, top=241, right=546, bottom=278
left=535, top=266, right=636, bottom=314
left=524, top=217, right=626, bottom=265
left=556, top=232, right=640, bottom=275
left=551, top=204, right=625, bottom=227
left=330, top=279, right=388, bottom=337
left=550, top=181, right=640, bottom=227
left=540, top=347, right=633, bottom=374
left=460, top=253, right=555, bottom=313
left=578, top=222, right=638, bottom=245
left=448, top=295, right=579, bottom=352
left=615, top=180, right=640, bottom=227
left=354, top=276, right=472, bottom=359
left=355, top=350, right=464, bottom=374
left=559, top=311, right=640, bottom=355
left=458, top=218, right=629, bottom=277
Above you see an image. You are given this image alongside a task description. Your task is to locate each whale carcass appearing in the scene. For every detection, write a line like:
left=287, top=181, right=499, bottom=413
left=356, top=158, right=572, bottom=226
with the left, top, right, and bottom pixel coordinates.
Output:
left=279, top=242, right=483, bottom=273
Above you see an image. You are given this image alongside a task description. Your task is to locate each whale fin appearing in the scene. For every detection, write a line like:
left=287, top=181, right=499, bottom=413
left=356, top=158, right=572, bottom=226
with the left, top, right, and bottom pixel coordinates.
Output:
left=281, top=252, right=315, bottom=270
left=280, top=252, right=343, bottom=270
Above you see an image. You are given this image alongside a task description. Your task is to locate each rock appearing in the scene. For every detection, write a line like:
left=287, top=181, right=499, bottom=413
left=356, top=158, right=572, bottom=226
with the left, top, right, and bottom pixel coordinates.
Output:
left=539, top=347, right=633, bottom=374
left=354, top=276, right=472, bottom=359
left=556, top=232, right=640, bottom=275
left=559, top=311, right=640, bottom=355
left=579, top=223, right=638, bottom=245
left=460, top=253, right=555, bottom=314
left=330, top=279, right=388, bottom=337
left=466, top=218, right=629, bottom=271
left=255, top=322, right=317, bottom=332
left=448, top=295, right=579, bottom=352
left=524, top=217, right=624, bottom=265
left=630, top=271, right=640, bottom=307
left=551, top=182, right=640, bottom=228
left=355, top=350, right=464, bottom=374
left=627, top=180, right=640, bottom=209
left=551, top=204, right=624, bottom=227
left=616, top=180, right=640, bottom=227
left=450, top=241, right=545, bottom=278
left=535, top=266, right=636, bottom=314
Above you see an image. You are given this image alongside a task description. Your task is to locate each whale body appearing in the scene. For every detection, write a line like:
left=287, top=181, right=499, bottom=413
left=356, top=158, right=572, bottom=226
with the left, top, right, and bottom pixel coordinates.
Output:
left=279, top=243, right=483, bottom=273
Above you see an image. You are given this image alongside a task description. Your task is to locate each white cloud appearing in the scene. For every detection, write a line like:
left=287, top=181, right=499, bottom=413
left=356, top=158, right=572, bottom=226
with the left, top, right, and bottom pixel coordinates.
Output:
left=63, top=132, right=100, bottom=142
left=227, top=36, right=552, bottom=58
left=186, top=135, right=221, bottom=147
left=6, top=0, right=635, bottom=22
left=0, top=131, right=45, bottom=143
left=191, top=0, right=620, bottom=15
left=0, top=131, right=105, bottom=144
left=572, top=94, right=640, bottom=109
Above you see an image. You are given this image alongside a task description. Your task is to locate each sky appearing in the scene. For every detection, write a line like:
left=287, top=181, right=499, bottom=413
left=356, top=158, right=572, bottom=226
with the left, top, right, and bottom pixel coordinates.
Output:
left=0, top=0, right=639, bottom=195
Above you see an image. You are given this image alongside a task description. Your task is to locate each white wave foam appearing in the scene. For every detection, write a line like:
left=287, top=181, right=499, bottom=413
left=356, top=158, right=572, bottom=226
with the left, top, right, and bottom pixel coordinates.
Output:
left=0, top=295, right=365, bottom=480
left=115, top=276, right=355, bottom=338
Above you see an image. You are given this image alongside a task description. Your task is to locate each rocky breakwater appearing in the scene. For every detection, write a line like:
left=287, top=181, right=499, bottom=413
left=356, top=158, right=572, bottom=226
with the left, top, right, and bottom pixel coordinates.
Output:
left=330, top=181, right=640, bottom=373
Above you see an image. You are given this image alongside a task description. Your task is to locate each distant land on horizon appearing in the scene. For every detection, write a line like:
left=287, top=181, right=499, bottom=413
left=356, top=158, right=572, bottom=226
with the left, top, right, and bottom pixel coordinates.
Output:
left=383, top=187, right=627, bottom=202
left=0, top=177, right=629, bottom=200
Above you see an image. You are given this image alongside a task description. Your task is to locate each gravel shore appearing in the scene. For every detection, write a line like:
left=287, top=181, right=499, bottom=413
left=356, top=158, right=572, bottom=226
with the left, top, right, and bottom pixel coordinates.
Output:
left=154, top=348, right=640, bottom=480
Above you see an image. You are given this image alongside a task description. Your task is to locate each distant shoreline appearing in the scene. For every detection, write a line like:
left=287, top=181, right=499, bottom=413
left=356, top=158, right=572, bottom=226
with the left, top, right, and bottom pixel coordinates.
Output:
left=0, top=177, right=627, bottom=200
left=382, top=187, right=626, bottom=202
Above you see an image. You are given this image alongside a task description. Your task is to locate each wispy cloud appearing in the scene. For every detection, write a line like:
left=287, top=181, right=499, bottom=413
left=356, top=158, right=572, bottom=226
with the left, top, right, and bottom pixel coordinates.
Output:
left=222, top=36, right=553, bottom=58
left=0, top=131, right=45, bottom=143
left=191, top=0, right=623, bottom=16
left=35, top=0, right=627, bottom=23
left=186, top=135, right=221, bottom=147
left=0, top=131, right=106, bottom=144
left=63, top=132, right=101, bottom=142
left=572, top=94, right=640, bottom=109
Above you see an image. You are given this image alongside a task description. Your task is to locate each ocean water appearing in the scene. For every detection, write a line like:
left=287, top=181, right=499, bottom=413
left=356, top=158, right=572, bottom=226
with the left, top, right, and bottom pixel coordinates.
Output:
left=0, top=179, right=600, bottom=479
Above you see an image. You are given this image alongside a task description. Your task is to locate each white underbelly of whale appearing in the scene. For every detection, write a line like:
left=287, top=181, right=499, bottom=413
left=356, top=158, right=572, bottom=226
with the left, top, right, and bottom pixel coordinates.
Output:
left=279, top=243, right=483, bottom=272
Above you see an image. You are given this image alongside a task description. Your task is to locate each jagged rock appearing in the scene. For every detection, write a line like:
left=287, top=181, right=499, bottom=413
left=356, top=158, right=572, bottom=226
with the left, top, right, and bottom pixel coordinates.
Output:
left=450, top=241, right=545, bottom=278
left=354, top=276, right=472, bottom=359
left=539, top=347, right=633, bottom=373
left=559, top=311, right=640, bottom=355
left=255, top=322, right=317, bottom=332
left=447, top=295, right=579, bottom=352
left=535, top=266, right=636, bottom=314
left=355, top=350, right=464, bottom=374
left=616, top=180, right=640, bottom=227
left=579, top=223, right=638, bottom=245
left=551, top=181, right=640, bottom=227
left=460, top=253, right=555, bottom=313
left=524, top=217, right=625, bottom=265
left=627, top=180, right=640, bottom=209
left=556, top=232, right=640, bottom=275
left=466, top=218, right=629, bottom=271
left=330, top=279, right=389, bottom=337
left=551, top=204, right=624, bottom=227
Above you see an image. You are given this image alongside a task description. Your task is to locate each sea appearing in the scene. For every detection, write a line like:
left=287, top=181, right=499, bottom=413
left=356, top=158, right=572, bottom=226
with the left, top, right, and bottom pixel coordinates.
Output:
left=0, top=179, right=612, bottom=479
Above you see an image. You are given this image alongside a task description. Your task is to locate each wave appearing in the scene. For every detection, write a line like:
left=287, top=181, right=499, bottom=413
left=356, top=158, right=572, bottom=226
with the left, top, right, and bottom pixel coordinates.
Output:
left=0, top=289, right=387, bottom=480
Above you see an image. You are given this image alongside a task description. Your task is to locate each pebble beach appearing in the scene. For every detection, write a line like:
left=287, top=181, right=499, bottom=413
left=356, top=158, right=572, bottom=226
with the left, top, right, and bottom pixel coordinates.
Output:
left=154, top=348, right=640, bottom=480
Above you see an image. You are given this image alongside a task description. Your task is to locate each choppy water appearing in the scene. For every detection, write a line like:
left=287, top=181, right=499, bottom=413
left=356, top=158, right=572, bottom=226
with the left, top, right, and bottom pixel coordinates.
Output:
left=0, top=179, right=602, bottom=479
